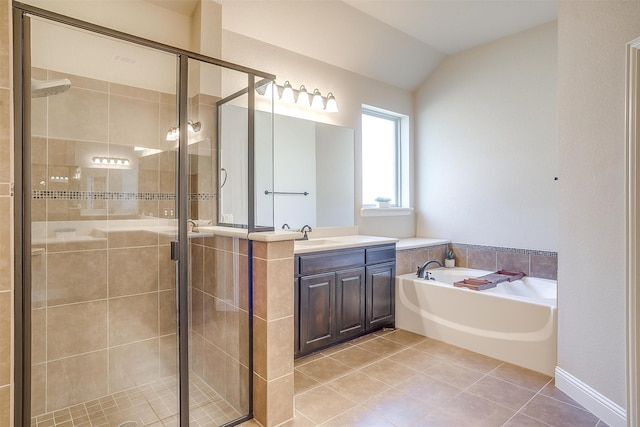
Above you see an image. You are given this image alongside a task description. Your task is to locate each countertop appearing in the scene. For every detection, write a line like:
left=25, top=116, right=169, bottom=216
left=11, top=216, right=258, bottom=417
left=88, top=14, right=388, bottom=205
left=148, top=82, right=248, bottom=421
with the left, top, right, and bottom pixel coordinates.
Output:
left=293, top=235, right=398, bottom=254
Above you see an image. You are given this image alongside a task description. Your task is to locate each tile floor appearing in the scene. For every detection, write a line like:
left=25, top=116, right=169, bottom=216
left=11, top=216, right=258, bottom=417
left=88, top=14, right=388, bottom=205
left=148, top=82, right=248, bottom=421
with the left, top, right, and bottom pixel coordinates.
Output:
left=30, top=374, right=241, bottom=427
left=28, top=328, right=610, bottom=427
left=241, top=328, right=609, bottom=427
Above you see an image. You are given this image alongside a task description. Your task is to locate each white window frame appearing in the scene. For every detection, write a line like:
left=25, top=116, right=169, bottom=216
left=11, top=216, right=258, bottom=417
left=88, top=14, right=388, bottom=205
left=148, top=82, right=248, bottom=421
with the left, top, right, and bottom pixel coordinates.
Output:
left=361, top=105, right=411, bottom=216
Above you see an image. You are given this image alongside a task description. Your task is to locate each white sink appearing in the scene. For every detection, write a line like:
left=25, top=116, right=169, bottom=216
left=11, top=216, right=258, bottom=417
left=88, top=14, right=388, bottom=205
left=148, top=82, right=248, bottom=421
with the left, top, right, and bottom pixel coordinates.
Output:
left=294, top=239, right=339, bottom=247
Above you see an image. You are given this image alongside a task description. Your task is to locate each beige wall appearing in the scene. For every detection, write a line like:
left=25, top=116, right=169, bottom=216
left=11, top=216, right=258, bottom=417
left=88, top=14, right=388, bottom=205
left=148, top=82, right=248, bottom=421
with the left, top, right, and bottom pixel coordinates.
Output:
left=222, top=30, right=417, bottom=239
left=414, top=21, right=558, bottom=252
left=0, top=0, right=12, bottom=423
left=557, top=0, right=638, bottom=410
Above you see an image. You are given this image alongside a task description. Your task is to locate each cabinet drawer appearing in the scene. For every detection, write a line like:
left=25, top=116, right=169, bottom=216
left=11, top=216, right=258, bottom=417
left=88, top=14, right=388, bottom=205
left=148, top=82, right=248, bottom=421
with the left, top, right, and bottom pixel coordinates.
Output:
left=365, top=245, right=396, bottom=265
left=299, top=248, right=365, bottom=275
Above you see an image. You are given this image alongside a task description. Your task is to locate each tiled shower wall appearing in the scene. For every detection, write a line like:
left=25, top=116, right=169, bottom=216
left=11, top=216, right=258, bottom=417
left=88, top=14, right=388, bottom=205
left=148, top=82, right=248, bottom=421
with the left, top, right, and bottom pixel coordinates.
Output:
left=0, top=0, right=13, bottom=425
left=189, top=235, right=250, bottom=413
left=28, top=69, right=219, bottom=416
left=396, top=243, right=558, bottom=280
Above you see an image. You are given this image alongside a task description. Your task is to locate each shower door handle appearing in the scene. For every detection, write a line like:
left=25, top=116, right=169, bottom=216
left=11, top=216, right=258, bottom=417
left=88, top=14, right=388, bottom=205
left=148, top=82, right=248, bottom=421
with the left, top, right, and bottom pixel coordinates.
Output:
left=171, top=240, right=179, bottom=261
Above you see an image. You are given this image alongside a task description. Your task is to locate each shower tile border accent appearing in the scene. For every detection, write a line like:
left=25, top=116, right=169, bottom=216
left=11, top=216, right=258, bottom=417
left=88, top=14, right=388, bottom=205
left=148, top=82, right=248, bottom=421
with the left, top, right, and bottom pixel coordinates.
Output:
left=32, top=190, right=216, bottom=201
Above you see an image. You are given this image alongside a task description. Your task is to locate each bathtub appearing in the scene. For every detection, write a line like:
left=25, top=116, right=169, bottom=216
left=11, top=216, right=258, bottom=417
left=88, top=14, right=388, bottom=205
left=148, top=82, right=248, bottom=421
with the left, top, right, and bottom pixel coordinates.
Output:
left=396, top=267, right=557, bottom=376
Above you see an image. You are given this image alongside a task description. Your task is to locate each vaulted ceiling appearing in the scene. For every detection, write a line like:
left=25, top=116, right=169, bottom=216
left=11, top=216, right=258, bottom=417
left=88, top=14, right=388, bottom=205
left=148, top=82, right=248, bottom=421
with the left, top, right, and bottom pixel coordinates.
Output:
left=147, top=0, right=558, bottom=90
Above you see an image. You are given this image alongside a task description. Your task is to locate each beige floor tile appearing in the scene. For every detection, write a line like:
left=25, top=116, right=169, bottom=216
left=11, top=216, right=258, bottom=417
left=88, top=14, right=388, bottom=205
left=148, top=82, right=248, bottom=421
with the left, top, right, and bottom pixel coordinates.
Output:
left=362, top=388, right=433, bottom=427
left=325, top=370, right=389, bottom=403
left=417, top=391, right=515, bottom=427
left=388, top=347, right=444, bottom=372
left=412, top=338, right=464, bottom=358
left=450, top=348, right=503, bottom=373
left=520, top=394, right=600, bottom=427
left=294, top=352, right=326, bottom=368
left=395, top=373, right=460, bottom=405
left=328, top=346, right=381, bottom=369
left=355, top=336, right=406, bottom=357
left=378, top=329, right=427, bottom=347
left=423, top=360, right=486, bottom=389
left=466, top=375, right=537, bottom=411
left=490, top=363, right=552, bottom=392
left=320, top=405, right=394, bottom=427
left=296, top=357, right=353, bottom=383
left=295, top=385, right=357, bottom=425
left=294, top=370, right=320, bottom=396
left=503, top=412, right=554, bottom=426
left=538, top=380, right=585, bottom=408
left=359, top=358, right=418, bottom=387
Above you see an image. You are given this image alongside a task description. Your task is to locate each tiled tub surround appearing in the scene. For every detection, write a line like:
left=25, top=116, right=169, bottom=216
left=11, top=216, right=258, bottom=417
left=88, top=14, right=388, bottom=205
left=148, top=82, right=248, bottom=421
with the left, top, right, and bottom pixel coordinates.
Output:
left=396, top=242, right=558, bottom=280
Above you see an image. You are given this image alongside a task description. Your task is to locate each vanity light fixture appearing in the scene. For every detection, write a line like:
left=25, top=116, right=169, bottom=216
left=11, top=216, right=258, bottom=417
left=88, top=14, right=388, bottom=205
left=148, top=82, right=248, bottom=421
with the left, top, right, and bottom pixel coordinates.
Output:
left=166, top=120, right=202, bottom=141
left=255, top=80, right=338, bottom=112
left=310, top=89, right=324, bottom=109
left=296, top=85, right=310, bottom=106
left=92, top=156, right=130, bottom=166
left=280, top=80, right=295, bottom=103
left=325, top=92, right=338, bottom=113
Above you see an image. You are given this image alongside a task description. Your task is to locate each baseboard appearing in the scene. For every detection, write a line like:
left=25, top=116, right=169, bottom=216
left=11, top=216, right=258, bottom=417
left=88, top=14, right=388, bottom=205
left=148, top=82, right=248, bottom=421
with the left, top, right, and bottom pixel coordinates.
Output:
left=555, top=367, right=626, bottom=427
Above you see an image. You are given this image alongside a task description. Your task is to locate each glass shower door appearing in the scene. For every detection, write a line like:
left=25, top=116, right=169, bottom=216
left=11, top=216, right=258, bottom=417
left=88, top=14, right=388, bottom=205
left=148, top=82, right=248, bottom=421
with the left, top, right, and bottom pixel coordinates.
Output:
left=28, top=16, right=182, bottom=426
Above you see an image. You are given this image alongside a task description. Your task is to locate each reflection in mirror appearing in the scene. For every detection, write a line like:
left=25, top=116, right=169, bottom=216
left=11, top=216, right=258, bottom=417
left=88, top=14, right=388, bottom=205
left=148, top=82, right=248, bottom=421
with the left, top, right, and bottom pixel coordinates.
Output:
left=221, top=108, right=355, bottom=230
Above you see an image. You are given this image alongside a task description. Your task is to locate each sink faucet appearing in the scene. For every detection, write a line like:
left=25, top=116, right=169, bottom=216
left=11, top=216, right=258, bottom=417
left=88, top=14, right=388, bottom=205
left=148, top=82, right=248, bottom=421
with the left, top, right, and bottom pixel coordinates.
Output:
left=416, top=260, right=443, bottom=279
left=187, top=220, right=198, bottom=233
left=299, top=224, right=312, bottom=240
left=282, top=223, right=291, bottom=229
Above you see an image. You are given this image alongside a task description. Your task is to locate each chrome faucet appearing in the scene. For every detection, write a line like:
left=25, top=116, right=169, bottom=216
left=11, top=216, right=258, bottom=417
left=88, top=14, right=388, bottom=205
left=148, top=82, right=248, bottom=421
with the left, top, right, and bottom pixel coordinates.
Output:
left=416, top=260, right=443, bottom=279
left=187, top=220, right=198, bottom=233
left=299, top=224, right=312, bottom=240
left=282, top=223, right=291, bottom=229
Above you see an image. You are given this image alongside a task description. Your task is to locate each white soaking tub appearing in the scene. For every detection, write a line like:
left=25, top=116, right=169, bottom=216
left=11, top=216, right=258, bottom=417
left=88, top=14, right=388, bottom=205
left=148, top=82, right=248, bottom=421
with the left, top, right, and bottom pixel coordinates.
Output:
left=396, top=267, right=557, bottom=376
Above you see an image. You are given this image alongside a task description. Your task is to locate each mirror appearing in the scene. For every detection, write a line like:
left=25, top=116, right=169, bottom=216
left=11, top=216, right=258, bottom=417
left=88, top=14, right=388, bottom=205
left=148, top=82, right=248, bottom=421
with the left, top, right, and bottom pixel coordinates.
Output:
left=219, top=106, right=355, bottom=230
left=267, top=114, right=354, bottom=229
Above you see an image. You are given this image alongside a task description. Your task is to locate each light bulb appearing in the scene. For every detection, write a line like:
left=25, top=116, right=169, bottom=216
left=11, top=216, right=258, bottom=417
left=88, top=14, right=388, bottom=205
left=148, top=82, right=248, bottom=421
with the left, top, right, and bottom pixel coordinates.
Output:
left=281, top=81, right=295, bottom=103
left=296, top=85, right=310, bottom=106
left=311, top=89, right=324, bottom=109
left=325, top=93, right=338, bottom=112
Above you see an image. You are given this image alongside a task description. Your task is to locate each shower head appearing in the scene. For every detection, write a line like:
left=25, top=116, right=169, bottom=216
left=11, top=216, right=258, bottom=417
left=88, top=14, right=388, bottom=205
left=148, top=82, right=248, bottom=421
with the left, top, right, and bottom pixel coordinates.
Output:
left=31, top=78, right=71, bottom=98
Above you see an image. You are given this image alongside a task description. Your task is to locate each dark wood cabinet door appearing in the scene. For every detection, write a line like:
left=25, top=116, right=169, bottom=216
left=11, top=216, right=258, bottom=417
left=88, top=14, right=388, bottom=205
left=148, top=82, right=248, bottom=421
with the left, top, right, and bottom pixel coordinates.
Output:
left=335, top=268, right=365, bottom=340
left=299, top=272, right=335, bottom=354
left=366, top=262, right=396, bottom=331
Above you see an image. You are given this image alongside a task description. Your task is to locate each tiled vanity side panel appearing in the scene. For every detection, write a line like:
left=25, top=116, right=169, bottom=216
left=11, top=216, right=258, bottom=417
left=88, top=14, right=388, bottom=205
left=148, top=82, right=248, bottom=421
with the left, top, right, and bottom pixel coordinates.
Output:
left=252, top=240, right=294, bottom=427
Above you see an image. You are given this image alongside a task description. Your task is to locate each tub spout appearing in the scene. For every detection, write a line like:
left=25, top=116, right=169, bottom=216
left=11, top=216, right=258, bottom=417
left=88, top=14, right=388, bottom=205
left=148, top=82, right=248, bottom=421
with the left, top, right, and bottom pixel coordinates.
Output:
left=417, top=260, right=443, bottom=279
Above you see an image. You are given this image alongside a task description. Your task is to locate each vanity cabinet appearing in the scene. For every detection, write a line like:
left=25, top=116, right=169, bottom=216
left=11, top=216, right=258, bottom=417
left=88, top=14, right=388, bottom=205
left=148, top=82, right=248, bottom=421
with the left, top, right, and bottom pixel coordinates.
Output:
left=295, top=243, right=395, bottom=357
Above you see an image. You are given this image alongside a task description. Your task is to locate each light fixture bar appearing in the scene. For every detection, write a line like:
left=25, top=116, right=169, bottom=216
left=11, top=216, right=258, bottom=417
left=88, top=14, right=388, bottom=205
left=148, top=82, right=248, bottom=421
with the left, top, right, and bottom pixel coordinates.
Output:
left=257, top=80, right=338, bottom=112
left=92, top=156, right=130, bottom=166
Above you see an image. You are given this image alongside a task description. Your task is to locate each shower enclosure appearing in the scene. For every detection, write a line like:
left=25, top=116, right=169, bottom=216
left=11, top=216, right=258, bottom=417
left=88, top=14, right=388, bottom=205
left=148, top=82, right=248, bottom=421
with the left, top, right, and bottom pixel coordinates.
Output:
left=13, top=3, right=274, bottom=426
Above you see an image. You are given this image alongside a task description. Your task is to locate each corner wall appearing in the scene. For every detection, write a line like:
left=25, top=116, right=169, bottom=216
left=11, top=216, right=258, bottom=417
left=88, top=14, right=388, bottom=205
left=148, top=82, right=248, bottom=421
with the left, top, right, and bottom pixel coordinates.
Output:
left=414, top=22, right=558, bottom=251
left=556, top=0, right=638, bottom=414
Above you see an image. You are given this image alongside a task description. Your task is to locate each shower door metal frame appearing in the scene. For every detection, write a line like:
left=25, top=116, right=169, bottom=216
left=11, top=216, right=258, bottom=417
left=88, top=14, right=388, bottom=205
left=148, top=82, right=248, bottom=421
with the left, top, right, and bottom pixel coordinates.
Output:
left=12, top=3, right=275, bottom=426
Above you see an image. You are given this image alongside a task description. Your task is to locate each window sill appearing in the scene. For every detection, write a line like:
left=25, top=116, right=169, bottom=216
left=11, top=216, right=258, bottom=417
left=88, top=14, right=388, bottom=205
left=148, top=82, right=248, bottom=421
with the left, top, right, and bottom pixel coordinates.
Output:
left=360, top=207, right=414, bottom=217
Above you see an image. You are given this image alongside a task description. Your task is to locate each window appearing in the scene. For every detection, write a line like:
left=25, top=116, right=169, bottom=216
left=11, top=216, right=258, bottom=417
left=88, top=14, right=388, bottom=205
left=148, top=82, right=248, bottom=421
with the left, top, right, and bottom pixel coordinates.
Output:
left=362, top=107, right=402, bottom=207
